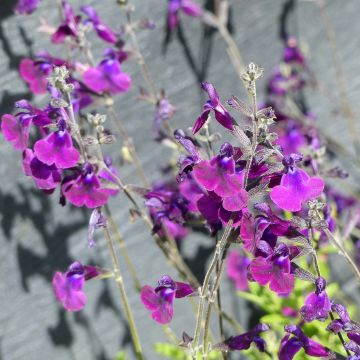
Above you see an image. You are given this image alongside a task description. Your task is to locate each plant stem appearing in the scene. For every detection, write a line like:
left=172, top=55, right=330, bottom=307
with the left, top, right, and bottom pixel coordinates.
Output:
left=193, top=219, right=234, bottom=354
left=106, top=103, right=150, bottom=188
left=103, top=226, right=143, bottom=360
left=104, top=204, right=142, bottom=292
left=308, top=227, right=351, bottom=356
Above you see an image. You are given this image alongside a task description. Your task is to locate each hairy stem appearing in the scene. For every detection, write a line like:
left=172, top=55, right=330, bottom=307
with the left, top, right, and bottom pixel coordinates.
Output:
left=193, top=219, right=234, bottom=354
left=103, top=226, right=143, bottom=360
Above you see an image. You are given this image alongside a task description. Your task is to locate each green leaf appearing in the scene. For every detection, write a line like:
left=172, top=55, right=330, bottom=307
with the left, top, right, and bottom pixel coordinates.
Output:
left=114, top=352, right=126, bottom=360
left=154, top=343, right=187, bottom=360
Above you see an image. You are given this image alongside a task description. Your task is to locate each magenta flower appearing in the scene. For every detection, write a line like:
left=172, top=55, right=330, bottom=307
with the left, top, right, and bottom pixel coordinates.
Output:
left=81, top=5, right=117, bottom=44
left=270, top=154, right=324, bottom=212
left=2, top=100, right=54, bottom=150
left=145, top=181, right=189, bottom=240
left=52, top=261, right=101, bottom=311
left=83, top=55, right=131, bottom=94
left=1, top=114, right=31, bottom=151
left=279, top=325, right=333, bottom=360
left=52, top=0, right=80, bottom=44
left=63, top=163, right=110, bottom=208
left=98, top=156, right=120, bottom=196
left=19, top=54, right=66, bottom=95
left=167, top=0, right=202, bottom=30
left=15, top=0, right=40, bottom=14
left=283, top=37, right=306, bottom=65
left=250, top=243, right=294, bottom=296
left=34, top=120, right=80, bottom=169
left=192, top=82, right=234, bottom=134
left=19, top=58, right=50, bottom=94
left=227, top=251, right=250, bottom=290
left=193, top=143, right=248, bottom=208
left=300, top=277, right=331, bottom=322
left=22, top=149, right=62, bottom=190
left=216, top=324, right=269, bottom=352
left=140, top=275, right=194, bottom=324
left=197, top=191, right=242, bottom=233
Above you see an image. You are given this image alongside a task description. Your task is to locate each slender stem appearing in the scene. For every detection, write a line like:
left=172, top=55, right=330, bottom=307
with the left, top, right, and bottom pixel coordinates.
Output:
left=127, top=22, right=158, bottom=103
left=309, top=226, right=351, bottom=356
left=323, top=227, right=360, bottom=282
left=193, top=219, right=234, bottom=353
left=203, top=241, right=230, bottom=357
left=103, top=226, right=143, bottom=360
left=106, top=103, right=150, bottom=188
left=104, top=204, right=142, bottom=292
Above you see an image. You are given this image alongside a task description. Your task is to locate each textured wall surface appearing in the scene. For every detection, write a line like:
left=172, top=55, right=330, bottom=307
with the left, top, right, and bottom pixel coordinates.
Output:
left=0, top=0, right=360, bottom=359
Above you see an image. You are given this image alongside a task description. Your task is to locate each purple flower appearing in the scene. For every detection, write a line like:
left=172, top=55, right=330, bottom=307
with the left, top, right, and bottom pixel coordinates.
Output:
left=1, top=114, right=31, bottom=151
left=215, top=324, right=269, bottom=352
left=167, top=0, right=202, bottom=30
left=153, top=97, right=176, bottom=139
left=145, top=181, right=189, bottom=240
left=15, top=0, right=40, bottom=14
left=34, top=120, right=80, bottom=169
left=300, top=277, right=331, bottom=322
left=22, top=149, right=62, bottom=190
left=250, top=243, right=294, bottom=296
left=276, top=122, right=306, bottom=156
left=81, top=5, right=117, bottom=44
left=52, top=261, right=101, bottom=311
left=52, top=0, right=80, bottom=44
left=192, top=82, right=234, bottom=134
left=63, top=163, right=110, bottom=208
left=227, top=251, right=250, bottom=290
left=283, top=37, right=306, bottom=65
left=88, top=208, right=107, bottom=247
left=98, top=156, right=120, bottom=196
left=83, top=55, right=131, bottom=94
left=270, top=154, right=324, bottom=212
left=140, top=275, right=194, bottom=324
left=193, top=143, right=248, bottom=209
left=279, top=325, right=333, bottom=360
left=197, top=191, right=243, bottom=232
left=19, top=58, right=49, bottom=94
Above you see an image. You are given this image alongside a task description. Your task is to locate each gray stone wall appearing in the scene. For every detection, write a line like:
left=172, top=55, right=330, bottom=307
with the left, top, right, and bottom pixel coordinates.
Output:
left=0, top=0, right=359, bottom=359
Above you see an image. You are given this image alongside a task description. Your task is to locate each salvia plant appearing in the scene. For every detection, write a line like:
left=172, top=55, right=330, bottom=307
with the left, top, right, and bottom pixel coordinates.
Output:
left=3, top=0, right=360, bottom=359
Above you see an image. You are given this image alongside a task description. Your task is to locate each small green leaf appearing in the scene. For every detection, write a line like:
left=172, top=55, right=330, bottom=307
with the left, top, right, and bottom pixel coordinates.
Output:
left=154, top=343, right=187, bottom=360
left=114, top=351, right=126, bottom=360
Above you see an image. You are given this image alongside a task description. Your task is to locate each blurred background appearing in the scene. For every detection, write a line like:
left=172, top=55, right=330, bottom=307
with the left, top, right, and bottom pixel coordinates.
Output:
left=1, top=0, right=360, bottom=359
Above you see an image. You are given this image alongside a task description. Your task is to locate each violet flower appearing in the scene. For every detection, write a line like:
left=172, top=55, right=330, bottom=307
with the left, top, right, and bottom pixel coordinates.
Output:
left=300, top=277, right=331, bottom=322
left=193, top=143, right=248, bottom=210
left=270, top=154, right=324, bottom=212
left=52, top=261, right=101, bottom=311
left=145, top=181, right=189, bottom=240
left=227, top=251, right=250, bottom=291
left=279, top=325, right=333, bottom=360
left=192, top=82, right=234, bottom=134
left=215, top=324, right=269, bottom=352
left=81, top=5, right=117, bottom=44
left=52, top=0, right=80, bottom=44
left=22, top=148, right=62, bottom=190
left=63, top=163, right=110, bottom=208
left=167, top=0, right=202, bottom=30
left=140, top=275, right=194, bottom=324
left=88, top=208, right=107, bottom=247
left=250, top=243, right=294, bottom=296
left=1, top=114, right=31, bottom=151
left=83, top=52, right=131, bottom=94
left=153, top=96, right=176, bottom=139
left=19, top=53, right=66, bottom=94
left=98, top=156, right=120, bottom=196
left=15, top=0, right=40, bottom=14
left=34, top=120, right=80, bottom=169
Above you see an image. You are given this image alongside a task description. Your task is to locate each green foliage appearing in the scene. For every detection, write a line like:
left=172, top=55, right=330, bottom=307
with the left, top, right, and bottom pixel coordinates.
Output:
left=237, top=257, right=351, bottom=359
left=114, top=351, right=126, bottom=360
